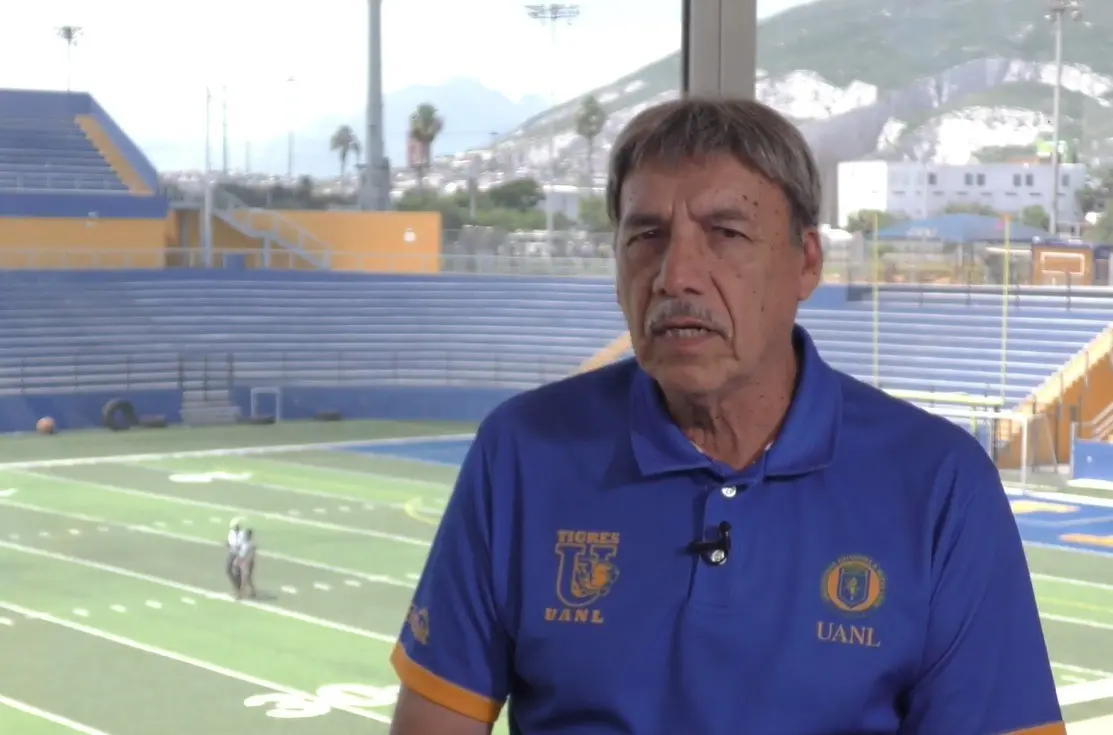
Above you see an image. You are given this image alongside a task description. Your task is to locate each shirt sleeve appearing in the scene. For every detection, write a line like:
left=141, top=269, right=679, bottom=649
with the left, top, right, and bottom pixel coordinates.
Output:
left=901, top=444, right=1064, bottom=735
left=389, top=428, right=511, bottom=724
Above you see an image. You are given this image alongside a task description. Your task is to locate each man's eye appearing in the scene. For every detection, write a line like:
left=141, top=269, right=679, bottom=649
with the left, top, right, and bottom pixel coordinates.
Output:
left=716, top=227, right=747, bottom=239
left=627, top=230, right=661, bottom=245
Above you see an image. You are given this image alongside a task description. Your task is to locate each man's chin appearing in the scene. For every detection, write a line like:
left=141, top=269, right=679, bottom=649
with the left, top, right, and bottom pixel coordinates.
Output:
left=644, top=362, right=727, bottom=398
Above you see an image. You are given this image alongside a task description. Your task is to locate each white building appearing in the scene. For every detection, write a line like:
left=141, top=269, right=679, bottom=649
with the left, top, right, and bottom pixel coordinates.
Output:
left=836, top=161, right=1086, bottom=230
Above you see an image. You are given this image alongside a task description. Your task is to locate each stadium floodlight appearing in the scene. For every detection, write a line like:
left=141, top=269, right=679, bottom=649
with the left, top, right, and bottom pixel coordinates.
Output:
left=55, top=26, right=83, bottom=92
left=525, top=4, right=580, bottom=251
left=1045, top=0, right=1083, bottom=235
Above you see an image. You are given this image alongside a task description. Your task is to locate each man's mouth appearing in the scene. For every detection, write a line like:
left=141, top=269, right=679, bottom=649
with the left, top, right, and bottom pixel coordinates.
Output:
left=652, top=321, right=718, bottom=339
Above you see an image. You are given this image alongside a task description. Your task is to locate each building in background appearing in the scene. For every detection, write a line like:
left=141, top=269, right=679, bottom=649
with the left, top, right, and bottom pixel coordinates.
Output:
left=837, top=160, right=1087, bottom=230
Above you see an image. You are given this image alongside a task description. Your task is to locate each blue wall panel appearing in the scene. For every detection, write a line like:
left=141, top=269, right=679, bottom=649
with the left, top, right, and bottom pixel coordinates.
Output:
left=1072, top=439, right=1113, bottom=481
left=0, top=385, right=518, bottom=434
left=0, top=193, right=169, bottom=219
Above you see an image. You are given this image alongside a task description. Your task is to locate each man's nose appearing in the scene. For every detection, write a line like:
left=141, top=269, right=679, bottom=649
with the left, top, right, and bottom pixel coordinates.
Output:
left=652, top=227, right=708, bottom=296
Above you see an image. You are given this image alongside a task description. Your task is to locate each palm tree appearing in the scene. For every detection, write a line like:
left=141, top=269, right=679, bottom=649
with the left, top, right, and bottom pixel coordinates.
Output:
left=574, top=95, right=608, bottom=190
left=329, top=125, right=362, bottom=177
left=408, top=103, right=444, bottom=190
left=56, top=26, right=83, bottom=92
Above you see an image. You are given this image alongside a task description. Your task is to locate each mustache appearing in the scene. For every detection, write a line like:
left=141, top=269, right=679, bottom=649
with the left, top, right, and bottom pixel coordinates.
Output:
left=644, top=300, right=728, bottom=336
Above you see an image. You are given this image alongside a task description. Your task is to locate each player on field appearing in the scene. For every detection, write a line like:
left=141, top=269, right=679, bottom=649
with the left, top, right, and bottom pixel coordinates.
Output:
left=389, top=97, right=1064, bottom=734
left=225, top=519, right=245, bottom=593
left=234, top=529, right=257, bottom=600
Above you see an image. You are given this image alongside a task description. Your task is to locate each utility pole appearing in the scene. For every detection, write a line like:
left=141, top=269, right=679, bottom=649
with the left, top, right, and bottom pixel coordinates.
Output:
left=1047, top=0, right=1083, bottom=235
left=525, top=4, right=579, bottom=250
left=204, top=87, right=212, bottom=175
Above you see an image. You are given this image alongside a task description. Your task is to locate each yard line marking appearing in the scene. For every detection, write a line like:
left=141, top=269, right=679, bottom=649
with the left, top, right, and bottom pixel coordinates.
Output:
left=1057, top=676, right=1113, bottom=707
left=0, top=693, right=114, bottom=735
left=1033, top=572, right=1113, bottom=593
left=345, top=580, right=361, bottom=587
left=9, top=468, right=430, bottom=548
left=0, top=540, right=398, bottom=644
left=0, top=617, right=12, bottom=625
left=313, top=582, right=331, bottom=591
left=1041, top=611, right=1113, bottom=633
left=1054, top=662, right=1113, bottom=678
left=68, top=529, right=80, bottom=535
left=181, top=597, right=196, bottom=605
left=0, top=500, right=415, bottom=589
left=257, top=455, right=453, bottom=490
left=281, top=585, right=298, bottom=594
left=0, top=433, right=476, bottom=470
left=110, top=605, right=126, bottom=613
left=145, top=601, right=162, bottom=609
left=72, top=609, right=89, bottom=618
left=0, top=601, right=390, bottom=724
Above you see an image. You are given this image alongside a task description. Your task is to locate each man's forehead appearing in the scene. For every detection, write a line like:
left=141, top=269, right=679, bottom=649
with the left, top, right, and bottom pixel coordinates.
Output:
left=620, top=158, right=774, bottom=209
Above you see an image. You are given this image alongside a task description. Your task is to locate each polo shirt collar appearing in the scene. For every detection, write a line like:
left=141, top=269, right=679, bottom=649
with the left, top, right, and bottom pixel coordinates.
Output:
left=629, top=324, right=842, bottom=479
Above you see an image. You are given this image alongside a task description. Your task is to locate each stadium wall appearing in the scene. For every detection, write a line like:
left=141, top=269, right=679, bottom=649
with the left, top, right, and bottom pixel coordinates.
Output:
left=278, top=210, right=442, bottom=273
left=88, top=98, right=160, bottom=193
left=1072, top=439, right=1113, bottom=483
left=0, top=216, right=167, bottom=267
left=0, top=386, right=518, bottom=434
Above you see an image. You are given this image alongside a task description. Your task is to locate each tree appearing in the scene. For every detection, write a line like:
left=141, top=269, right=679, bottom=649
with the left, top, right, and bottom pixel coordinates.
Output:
left=1019, top=205, right=1050, bottom=232
left=845, top=209, right=901, bottom=233
left=329, top=125, right=361, bottom=177
left=574, top=95, right=608, bottom=190
left=942, top=202, right=998, bottom=216
left=408, top=103, right=444, bottom=191
left=487, top=178, right=543, bottom=212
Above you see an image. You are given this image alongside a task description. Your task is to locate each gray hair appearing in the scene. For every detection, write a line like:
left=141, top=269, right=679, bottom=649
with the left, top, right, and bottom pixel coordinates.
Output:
left=605, top=97, right=821, bottom=245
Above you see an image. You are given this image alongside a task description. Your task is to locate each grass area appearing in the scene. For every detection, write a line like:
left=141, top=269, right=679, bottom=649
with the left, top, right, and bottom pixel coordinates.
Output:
left=0, top=421, right=1110, bottom=733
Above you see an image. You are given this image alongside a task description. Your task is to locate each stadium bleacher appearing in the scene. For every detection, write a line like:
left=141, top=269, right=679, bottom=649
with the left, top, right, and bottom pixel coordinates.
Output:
left=801, top=288, right=1113, bottom=405
left=2, top=273, right=1112, bottom=416
left=0, top=274, right=627, bottom=395
left=0, top=116, right=125, bottom=193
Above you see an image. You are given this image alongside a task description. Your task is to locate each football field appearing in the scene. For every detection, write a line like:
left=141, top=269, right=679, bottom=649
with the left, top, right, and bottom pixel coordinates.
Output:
left=1, top=420, right=1112, bottom=734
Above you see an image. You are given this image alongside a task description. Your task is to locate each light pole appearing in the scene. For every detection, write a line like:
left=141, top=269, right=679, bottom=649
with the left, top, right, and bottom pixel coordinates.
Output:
left=361, top=0, right=389, bottom=211
left=1047, top=0, right=1083, bottom=235
left=526, top=4, right=579, bottom=250
left=56, top=26, right=83, bottom=92
left=286, top=76, right=296, bottom=178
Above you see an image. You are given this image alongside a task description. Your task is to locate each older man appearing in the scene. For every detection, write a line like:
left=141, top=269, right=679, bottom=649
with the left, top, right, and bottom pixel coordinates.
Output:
left=389, top=97, right=1063, bottom=735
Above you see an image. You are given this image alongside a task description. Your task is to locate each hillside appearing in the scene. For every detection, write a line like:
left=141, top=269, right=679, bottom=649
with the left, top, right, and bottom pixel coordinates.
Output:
left=496, top=0, right=1113, bottom=176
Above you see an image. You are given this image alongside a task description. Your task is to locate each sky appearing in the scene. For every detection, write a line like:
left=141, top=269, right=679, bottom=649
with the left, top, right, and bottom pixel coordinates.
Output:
left=0, top=0, right=812, bottom=170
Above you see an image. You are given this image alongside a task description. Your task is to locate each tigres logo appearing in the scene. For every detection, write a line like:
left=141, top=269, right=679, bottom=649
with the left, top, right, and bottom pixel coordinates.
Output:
left=545, top=530, right=620, bottom=624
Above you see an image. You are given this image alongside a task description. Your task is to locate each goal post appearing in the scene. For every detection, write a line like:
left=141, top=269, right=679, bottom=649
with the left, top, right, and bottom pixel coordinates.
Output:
left=917, top=405, right=1056, bottom=489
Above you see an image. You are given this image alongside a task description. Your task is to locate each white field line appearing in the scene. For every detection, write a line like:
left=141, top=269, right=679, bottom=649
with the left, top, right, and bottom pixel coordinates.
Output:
left=0, top=500, right=415, bottom=589
left=0, top=540, right=397, bottom=645
left=0, top=433, right=475, bottom=470
left=7, top=468, right=430, bottom=548
left=0, top=694, right=113, bottom=735
left=0, top=600, right=390, bottom=724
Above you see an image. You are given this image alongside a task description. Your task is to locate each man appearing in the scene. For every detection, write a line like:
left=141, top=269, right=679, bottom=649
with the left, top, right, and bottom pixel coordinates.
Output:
left=389, top=98, right=1063, bottom=734
left=225, top=519, right=245, bottom=593
left=234, top=528, right=256, bottom=600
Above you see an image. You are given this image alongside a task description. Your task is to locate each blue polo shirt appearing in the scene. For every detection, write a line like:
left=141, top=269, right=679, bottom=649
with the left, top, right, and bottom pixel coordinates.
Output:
left=391, top=326, right=1063, bottom=734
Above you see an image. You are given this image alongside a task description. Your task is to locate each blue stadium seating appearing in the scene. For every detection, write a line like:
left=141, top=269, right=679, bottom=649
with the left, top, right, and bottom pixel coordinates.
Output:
left=800, top=289, right=1113, bottom=405
left=0, top=274, right=1110, bottom=411
left=0, top=117, right=125, bottom=193
left=0, top=275, right=626, bottom=394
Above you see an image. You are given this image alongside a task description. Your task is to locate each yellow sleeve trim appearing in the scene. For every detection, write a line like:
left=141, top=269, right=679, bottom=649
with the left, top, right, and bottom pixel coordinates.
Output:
left=1005, top=723, right=1066, bottom=735
left=390, top=642, right=503, bottom=724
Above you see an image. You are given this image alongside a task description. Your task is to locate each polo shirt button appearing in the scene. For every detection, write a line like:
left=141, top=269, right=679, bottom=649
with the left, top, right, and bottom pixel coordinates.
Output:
left=708, top=549, right=727, bottom=564
left=721, top=486, right=737, bottom=498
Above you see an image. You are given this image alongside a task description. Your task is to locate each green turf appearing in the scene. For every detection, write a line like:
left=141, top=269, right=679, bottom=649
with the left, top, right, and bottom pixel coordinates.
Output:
left=0, top=420, right=1111, bottom=733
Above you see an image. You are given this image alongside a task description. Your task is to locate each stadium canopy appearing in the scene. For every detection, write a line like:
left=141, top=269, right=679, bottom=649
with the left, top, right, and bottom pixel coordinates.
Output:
left=875, top=214, right=1052, bottom=244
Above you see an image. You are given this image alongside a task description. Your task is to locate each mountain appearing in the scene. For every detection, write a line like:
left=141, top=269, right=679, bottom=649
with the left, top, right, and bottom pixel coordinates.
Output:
left=146, top=79, right=548, bottom=177
left=489, top=0, right=1113, bottom=219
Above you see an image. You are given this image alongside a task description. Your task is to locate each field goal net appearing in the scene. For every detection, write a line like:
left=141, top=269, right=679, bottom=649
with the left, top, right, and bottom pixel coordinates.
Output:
left=919, top=405, right=1056, bottom=488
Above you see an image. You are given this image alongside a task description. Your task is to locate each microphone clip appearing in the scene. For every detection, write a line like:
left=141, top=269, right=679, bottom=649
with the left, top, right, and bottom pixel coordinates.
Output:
left=688, top=521, right=731, bottom=566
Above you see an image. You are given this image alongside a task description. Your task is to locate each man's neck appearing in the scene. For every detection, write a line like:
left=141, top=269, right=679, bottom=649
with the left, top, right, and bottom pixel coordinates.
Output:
left=664, top=350, right=799, bottom=470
